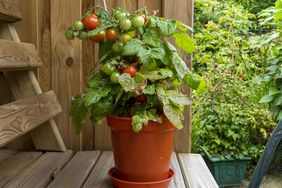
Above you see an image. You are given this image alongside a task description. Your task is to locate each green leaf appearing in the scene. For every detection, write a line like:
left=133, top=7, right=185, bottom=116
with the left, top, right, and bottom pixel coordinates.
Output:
left=119, top=73, right=137, bottom=92
left=98, top=41, right=113, bottom=61
left=132, top=115, right=149, bottom=132
left=121, top=39, right=143, bottom=56
left=173, top=20, right=193, bottom=32
left=171, top=51, right=189, bottom=79
left=273, top=94, right=282, bottom=106
left=167, top=90, right=193, bottom=105
left=151, top=48, right=165, bottom=60
left=143, top=28, right=161, bottom=47
left=143, top=71, right=170, bottom=81
left=156, top=19, right=177, bottom=36
left=259, top=95, right=275, bottom=103
left=143, top=84, right=155, bottom=95
left=163, top=103, right=184, bottom=129
left=70, top=95, right=88, bottom=133
left=156, top=86, right=169, bottom=104
left=269, top=87, right=281, bottom=95
left=87, top=73, right=107, bottom=89
left=173, top=32, right=195, bottom=55
left=137, top=48, right=151, bottom=65
left=159, top=68, right=173, bottom=78
left=159, top=41, right=172, bottom=65
left=90, top=97, right=113, bottom=124
left=147, top=110, right=162, bottom=123
left=84, top=86, right=111, bottom=107
left=183, top=72, right=201, bottom=90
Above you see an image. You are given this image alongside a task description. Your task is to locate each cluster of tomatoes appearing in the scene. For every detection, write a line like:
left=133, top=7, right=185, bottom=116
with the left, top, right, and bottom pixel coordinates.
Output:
left=66, top=9, right=149, bottom=103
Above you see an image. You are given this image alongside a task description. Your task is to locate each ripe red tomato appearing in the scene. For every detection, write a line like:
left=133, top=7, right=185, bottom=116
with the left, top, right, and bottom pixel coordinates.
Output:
left=91, top=30, right=105, bottom=43
left=83, top=14, right=99, bottom=30
left=135, top=94, right=147, bottom=103
left=139, top=13, right=147, bottom=23
left=106, top=29, right=118, bottom=42
left=122, top=65, right=138, bottom=77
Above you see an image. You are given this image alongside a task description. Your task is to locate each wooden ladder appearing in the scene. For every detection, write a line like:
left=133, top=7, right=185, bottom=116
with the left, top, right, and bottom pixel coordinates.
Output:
left=0, top=0, right=66, bottom=151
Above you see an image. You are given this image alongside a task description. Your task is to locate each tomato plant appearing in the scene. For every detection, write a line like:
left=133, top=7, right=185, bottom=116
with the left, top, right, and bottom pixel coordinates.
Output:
left=101, top=63, right=115, bottom=75
left=83, top=14, right=98, bottom=30
left=120, top=33, right=132, bottom=43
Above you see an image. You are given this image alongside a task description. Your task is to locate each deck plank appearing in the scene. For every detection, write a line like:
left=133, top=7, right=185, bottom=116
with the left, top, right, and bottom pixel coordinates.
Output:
left=4, top=150, right=73, bottom=188
left=83, top=151, right=113, bottom=188
left=178, top=153, right=219, bottom=188
left=0, top=151, right=42, bottom=187
left=47, top=151, right=101, bottom=188
left=170, top=152, right=186, bottom=188
left=0, top=149, right=16, bottom=163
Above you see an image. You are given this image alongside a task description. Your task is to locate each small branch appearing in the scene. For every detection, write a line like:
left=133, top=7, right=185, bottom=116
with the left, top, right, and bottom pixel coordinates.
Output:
left=103, top=0, right=108, bottom=11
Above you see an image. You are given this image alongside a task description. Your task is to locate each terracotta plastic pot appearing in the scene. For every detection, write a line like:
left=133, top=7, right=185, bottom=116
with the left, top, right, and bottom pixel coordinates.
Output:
left=107, top=116, right=175, bottom=182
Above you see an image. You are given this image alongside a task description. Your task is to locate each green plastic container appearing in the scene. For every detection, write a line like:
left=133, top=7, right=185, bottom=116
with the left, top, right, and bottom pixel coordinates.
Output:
left=203, top=155, right=251, bottom=187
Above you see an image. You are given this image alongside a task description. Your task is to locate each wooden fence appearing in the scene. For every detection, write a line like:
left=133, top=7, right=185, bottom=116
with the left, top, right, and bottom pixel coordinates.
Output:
left=0, top=0, right=193, bottom=152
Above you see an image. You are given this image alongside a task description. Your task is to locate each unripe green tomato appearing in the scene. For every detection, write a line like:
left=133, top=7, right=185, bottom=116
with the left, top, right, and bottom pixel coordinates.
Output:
left=131, top=16, right=145, bottom=28
left=101, top=63, right=115, bottom=75
left=74, top=20, right=84, bottom=31
left=115, top=11, right=127, bottom=20
left=65, top=30, right=75, bottom=40
left=112, top=42, right=123, bottom=53
left=119, top=19, right=132, bottom=31
left=127, top=31, right=136, bottom=38
left=121, top=33, right=132, bottom=43
left=148, top=17, right=157, bottom=27
left=78, top=31, right=89, bottom=40
left=110, top=72, right=120, bottom=84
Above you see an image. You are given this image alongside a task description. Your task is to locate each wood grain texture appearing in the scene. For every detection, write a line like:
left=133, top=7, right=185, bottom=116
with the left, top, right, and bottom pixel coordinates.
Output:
left=4, top=150, right=73, bottom=188
left=5, top=70, right=66, bottom=151
left=0, top=149, right=16, bottom=163
left=81, top=0, right=95, bottom=151
left=138, top=0, right=162, bottom=16
left=163, top=0, right=194, bottom=153
left=170, top=152, right=186, bottom=188
left=178, top=153, right=219, bottom=188
left=0, top=91, right=62, bottom=147
left=82, top=151, right=114, bottom=188
left=37, top=0, right=52, bottom=92
left=48, top=151, right=101, bottom=188
left=0, top=152, right=42, bottom=187
left=0, top=39, right=42, bottom=70
left=0, top=0, right=22, bottom=22
left=51, top=0, right=82, bottom=151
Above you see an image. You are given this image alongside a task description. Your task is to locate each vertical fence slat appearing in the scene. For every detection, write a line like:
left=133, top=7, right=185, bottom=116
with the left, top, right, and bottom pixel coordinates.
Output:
left=163, top=0, right=194, bottom=153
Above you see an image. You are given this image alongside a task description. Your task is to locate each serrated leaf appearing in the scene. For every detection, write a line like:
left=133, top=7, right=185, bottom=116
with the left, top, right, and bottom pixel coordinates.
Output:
left=259, top=95, right=275, bottom=103
left=167, top=90, right=193, bottom=105
left=173, top=19, right=193, bottom=32
left=156, top=19, right=177, bottom=36
left=151, top=48, right=165, bottom=60
left=137, top=48, right=151, bottom=65
left=173, top=32, right=195, bottom=55
left=143, top=71, right=170, bottom=81
left=121, top=39, right=143, bottom=56
left=156, top=86, right=169, bottom=104
left=143, top=28, right=161, bottom=47
left=132, top=115, right=149, bottom=132
left=159, top=68, right=173, bottom=78
left=163, top=103, right=184, bottom=129
left=90, top=97, right=113, bottom=124
left=119, top=73, right=137, bottom=92
left=171, top=51, right=190, bottom=79
left=147, top=110, right=162, bottom=123
left=84, top=86, right=112, bottom=107
left=183, top=72, right=201, bottom=90
left=70, top=95, right=88, bottom=133
left=143, top=84, right=155, bottom=95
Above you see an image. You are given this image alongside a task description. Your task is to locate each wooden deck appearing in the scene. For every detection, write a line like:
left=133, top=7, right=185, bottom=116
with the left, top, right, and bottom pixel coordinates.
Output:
left=0, top=150, right=218, bottom=188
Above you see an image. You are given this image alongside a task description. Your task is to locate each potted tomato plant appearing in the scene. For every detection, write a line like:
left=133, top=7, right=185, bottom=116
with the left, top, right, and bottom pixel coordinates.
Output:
left=66, top=6, right=199, bottom=188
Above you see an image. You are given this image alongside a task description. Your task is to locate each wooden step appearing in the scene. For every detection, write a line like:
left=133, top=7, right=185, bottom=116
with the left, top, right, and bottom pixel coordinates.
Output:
left=0, top=0, right=22, bottom=22
left=0, top=39, right=42, bottom=71
left=0, top=91, right=62, bottom=147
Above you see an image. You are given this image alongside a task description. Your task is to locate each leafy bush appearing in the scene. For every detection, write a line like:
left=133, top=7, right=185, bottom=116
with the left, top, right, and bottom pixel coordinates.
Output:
left=192, top=66, right=276, bottom=160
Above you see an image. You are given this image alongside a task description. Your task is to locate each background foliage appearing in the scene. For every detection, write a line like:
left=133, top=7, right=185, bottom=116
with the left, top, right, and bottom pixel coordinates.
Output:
left=192, top=0, right=278, bottom=167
